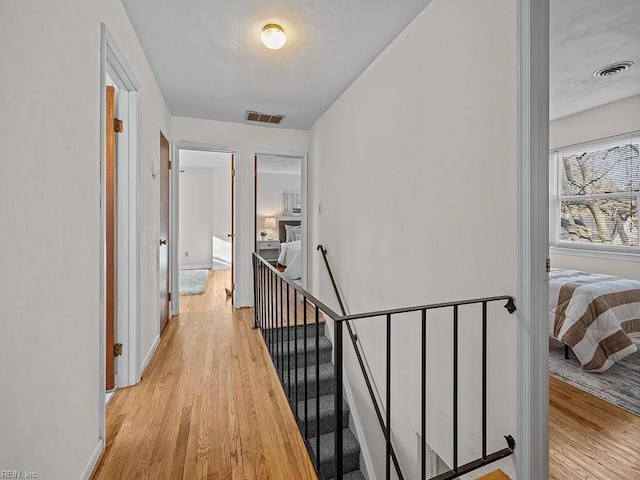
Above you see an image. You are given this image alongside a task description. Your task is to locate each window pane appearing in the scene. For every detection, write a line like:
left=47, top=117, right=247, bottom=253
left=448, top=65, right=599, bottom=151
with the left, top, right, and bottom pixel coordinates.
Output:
left=560, top=197, right=638, bottom=246
left=560, top=141, right=639, bottom=196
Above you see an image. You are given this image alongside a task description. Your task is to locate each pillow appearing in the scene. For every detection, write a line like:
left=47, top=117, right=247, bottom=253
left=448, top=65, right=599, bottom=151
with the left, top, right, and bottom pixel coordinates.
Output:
left=285, top=224, right=302, bottom=242
left=294, top=233, right=302, bottom=241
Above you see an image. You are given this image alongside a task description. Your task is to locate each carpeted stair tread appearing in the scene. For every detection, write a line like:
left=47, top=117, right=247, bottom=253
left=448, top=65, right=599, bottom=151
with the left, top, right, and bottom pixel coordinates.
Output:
left=309, top=428, right=361, bottom=479
left=275, top=335, right=333, bottom=367
left=296, top=394, right=350, bottom=437
left=285, top=362, right=335, bottom=399
left=328, top=470, right=366, bottom=480
left=283, top=323, right=326, bottom=339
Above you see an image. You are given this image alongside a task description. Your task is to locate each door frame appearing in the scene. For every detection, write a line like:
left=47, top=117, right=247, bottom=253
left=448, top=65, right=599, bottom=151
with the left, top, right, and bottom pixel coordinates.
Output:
left=99, top=24, right=142, bottom=443
left=172, top=142, right=240, bottom=311
left=253, top=149, right=309, bottom=289
left=516, top=1, right=550, bottom=479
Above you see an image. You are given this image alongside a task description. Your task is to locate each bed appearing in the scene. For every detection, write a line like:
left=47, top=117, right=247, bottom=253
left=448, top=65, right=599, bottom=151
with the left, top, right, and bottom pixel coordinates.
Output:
left=549, top=268, right=640, bottom=372
left=277, top=220, right=302, bottom=280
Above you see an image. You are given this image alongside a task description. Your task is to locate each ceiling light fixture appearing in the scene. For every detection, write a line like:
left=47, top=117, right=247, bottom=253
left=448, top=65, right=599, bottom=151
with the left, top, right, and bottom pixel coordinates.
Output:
left=261, top=24, right=287, bottom=50
left=593, top=61, right=634, bottom=78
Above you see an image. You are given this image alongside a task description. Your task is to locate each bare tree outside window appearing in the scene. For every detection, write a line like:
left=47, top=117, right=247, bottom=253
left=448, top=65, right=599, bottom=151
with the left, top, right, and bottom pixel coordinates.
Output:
left=556, top=138, right=639, bottom=247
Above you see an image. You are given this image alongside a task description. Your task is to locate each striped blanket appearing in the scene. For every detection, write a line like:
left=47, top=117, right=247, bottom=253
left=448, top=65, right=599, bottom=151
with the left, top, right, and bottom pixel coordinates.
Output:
left=550, top=269, right=640, bottom=372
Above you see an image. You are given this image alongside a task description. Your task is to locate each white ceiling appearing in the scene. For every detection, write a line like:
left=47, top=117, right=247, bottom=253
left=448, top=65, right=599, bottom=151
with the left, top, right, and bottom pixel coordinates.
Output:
left=550, top=0, right=640, bottom=120
left=120, top=0, right=432, bottom=129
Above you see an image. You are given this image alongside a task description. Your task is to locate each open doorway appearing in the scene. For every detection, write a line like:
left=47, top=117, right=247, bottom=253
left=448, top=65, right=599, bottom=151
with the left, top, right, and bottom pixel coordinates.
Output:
left=176, top=148, right=235, bottom=305
left=254, top=153, right=306, bottom=286
left=547, top=2, right=640, bottom=477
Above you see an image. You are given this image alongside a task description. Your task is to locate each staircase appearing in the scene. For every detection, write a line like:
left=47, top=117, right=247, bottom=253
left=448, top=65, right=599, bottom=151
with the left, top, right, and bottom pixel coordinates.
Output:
left=274, top=323, right=365, bottom=480
left=253, top=251, right=517, bottom=480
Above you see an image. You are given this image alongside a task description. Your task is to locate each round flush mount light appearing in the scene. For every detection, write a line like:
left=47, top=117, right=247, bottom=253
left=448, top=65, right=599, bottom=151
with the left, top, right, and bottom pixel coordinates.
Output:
left=593, top=61, right=634, bottom=78
left=261, top=24, right=287, bottom=50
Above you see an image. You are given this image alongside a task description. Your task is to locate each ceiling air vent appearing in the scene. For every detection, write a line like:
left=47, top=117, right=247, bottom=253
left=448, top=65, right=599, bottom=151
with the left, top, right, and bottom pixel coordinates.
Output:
left=593, top=61, right=634, bottom=78
left=245, top=110, right=285, bottom=125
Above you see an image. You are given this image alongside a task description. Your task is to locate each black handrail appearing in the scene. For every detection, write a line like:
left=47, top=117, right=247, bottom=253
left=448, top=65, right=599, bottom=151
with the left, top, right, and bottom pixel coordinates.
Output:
left=252, top=252, right=517, bottom=480
left=318, top=245, right=406, bottom=480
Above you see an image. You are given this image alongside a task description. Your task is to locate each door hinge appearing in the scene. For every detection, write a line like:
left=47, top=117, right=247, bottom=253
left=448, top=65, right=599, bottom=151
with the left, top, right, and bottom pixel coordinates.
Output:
left=232, top=168, right=236, bottom=177
left=546, top=257, right=551, bottom=273
left=114, top=343, right=123, bottom=356
left=168, top=292, right=172, bottom=302
left=168, top=160, right=172, bottom=170
left=114, top=118, right=124, bottom=133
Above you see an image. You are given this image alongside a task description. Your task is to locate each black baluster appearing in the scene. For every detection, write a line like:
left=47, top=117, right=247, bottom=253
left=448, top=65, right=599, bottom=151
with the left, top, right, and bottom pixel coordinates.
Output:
left=482, top=301, right=487, bottom=460
left=421, top=309, right=426, bottom=480
left=386, top=314, right=391, bottom=480
left=315, top=305, right=320, bottom=472
left=335, top=320, right=344, bottom=480
left=453, top=305, right=459, bottom=473
left=304, top=297, right=308, bottom=439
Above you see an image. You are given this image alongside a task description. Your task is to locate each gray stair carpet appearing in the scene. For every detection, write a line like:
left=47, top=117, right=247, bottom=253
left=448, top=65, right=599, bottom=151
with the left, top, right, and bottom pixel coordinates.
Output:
left=274, top=326, right=365, bottom=480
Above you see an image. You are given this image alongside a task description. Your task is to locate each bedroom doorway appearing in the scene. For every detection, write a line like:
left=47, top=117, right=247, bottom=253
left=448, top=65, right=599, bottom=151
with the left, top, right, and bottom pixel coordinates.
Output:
left=254, top=152, right=307, bottom=287
left=175, top=147, right=236, bottom=306
left=546, top=2, right=640, bottom=478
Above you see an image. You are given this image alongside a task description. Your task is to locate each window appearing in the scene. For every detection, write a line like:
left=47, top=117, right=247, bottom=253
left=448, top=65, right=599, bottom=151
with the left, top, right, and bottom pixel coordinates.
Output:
left=551, top=132, right=639, bottom=252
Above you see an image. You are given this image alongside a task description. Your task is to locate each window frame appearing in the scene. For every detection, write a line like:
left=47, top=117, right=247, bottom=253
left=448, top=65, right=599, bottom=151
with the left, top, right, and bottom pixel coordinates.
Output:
left=550, top=131, right=640, bottom=256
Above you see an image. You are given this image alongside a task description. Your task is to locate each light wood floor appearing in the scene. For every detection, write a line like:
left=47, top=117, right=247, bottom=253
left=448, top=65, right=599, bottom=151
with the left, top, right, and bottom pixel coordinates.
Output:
left=92, top=269, right=317, bottom=480
left=549, top=376, right=640, bottom=479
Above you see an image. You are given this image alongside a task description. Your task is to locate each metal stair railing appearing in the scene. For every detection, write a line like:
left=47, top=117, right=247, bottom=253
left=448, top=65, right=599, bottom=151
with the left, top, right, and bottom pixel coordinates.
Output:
left=252, top=251, right=517, bottom=480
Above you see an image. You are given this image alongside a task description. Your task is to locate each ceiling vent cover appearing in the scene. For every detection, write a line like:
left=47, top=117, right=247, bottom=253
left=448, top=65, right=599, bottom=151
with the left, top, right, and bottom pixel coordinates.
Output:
left=245, top=110, right=286, bottom=125
left=593, top=61, right=634, bottom=78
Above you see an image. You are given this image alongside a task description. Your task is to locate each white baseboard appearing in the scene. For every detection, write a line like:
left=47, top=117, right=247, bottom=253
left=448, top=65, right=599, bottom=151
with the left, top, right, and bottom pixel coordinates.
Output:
left=140, top=334, right=161, bottom=378
left=323, top=318, right=376, bottom=480
left=342, top=365, right=376, bottom=480
left=79, top=438, right=104, bottom=480
left=179, top=264, right=213, bottom=270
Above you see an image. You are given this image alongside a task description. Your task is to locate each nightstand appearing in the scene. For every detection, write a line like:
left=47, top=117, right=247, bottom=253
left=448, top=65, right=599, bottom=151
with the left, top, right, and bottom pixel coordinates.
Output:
left=258, top=240, right=281, bottom=266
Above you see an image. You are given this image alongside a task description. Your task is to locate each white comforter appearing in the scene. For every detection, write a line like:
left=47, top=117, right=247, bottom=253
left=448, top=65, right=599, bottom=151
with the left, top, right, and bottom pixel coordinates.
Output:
left=278, top=241, right=302, bottom=280
left=278, top=241, right=301, bottom=266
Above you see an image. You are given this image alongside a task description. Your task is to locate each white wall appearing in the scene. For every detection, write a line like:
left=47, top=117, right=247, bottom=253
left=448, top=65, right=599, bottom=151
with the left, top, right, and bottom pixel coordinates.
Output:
left=171, top=117, right=308, bottom=306
left=257, top=172, right=302, bottom=240
left=179, top=167, right=232, bottom=268
left=179, top=169, right=214, bottom=268
left=550, top=94, right=640, bottom=280
left=0, top=1, right=171, bottom=478
left=308, top=0, right=517, bottom=478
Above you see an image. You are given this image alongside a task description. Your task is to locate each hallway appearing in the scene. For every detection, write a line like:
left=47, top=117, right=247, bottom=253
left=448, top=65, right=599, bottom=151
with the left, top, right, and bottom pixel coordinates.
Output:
left=92, top=270, right=316, bottom=479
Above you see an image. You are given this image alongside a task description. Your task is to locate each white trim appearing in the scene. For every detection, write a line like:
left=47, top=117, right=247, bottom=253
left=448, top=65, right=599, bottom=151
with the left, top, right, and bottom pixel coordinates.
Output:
left=173, top=143, right=240, bottom=307
left=79, top=439, right=104, bottom=480
left=516, top=2, right=549, bottom=480
left=170, top=143, right=180, bottom=317
left=141, top=334, right=161, bottom=378
left=550, top=245, right=640, bottom=261
left=253, top=149, right=309, bottom=291
left=99, top=23, right=142, bottom=448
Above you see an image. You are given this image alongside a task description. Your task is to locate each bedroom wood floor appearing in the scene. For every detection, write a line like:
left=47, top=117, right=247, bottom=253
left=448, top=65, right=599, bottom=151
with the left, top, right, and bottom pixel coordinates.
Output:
left=549, top=376, right=640, bottom=479
left=91, top=269, right=317, bottom=480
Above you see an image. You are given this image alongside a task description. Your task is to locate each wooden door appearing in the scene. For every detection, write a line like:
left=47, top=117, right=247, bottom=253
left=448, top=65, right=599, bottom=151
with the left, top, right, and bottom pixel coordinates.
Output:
left=105, top=86, right=116, bottom=390
left=159, top=133, right=170, bottom=332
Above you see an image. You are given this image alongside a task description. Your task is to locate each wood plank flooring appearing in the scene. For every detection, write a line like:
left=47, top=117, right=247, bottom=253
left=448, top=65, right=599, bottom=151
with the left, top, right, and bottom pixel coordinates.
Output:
left=92, top=269, right=317, bottom=480
left=549, top=376, right=640, bottom=479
